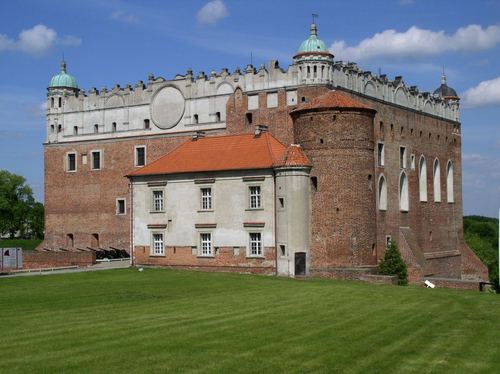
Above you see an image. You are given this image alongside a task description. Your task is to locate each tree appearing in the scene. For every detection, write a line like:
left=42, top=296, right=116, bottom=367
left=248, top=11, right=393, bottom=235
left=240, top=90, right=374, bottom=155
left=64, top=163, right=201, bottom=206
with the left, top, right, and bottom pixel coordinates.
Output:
left=377, top=240, right=408, bottom=286
left=0, top=170, right=44, bottom=239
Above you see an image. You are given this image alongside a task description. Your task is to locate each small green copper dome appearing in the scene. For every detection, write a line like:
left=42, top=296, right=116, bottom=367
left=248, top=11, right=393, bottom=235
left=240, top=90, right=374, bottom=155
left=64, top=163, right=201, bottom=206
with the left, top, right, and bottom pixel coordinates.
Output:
left=49, top=60, right=78, bottom=89
left=297, top=23, right=328, bottom=53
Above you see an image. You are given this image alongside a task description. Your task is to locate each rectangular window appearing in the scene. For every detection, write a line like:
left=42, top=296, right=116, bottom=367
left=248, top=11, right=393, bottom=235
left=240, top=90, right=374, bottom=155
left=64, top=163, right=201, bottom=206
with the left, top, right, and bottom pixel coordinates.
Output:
left=135, top=146, right=146, bottom=167
left=400, top=146, right=407, bottom=169
left=249, top=232, right=262, bottom=256
left=152, top=233, right=164, bottom=255
left=377, top=143, right=385, bottom=167
left=91, top=150, right=101, bottom=170
left=249, top=186, right=261, bottom=209
left=200, top=233, right=212, bottom=256
left=116, top=199, right=126, bottom=215
left=410, top=154, right=416, bottom=170
left=66, top=153, right=76, bottom=172
left=200, top=188, right=212, bottom=210
left=152, top=190, right=164, bottom=212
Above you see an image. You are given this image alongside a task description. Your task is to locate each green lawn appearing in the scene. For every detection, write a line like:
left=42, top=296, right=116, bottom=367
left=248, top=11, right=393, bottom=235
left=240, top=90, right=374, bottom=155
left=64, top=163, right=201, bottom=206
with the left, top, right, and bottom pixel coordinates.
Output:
left=0, top=269, right=499, bottom=373
left=0, top=238, right=42, bottom=250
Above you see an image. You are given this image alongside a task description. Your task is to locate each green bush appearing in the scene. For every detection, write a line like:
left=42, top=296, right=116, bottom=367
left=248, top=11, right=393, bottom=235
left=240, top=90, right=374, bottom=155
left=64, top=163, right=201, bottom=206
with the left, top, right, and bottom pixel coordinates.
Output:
left=377, top=240, right=408, bottom=286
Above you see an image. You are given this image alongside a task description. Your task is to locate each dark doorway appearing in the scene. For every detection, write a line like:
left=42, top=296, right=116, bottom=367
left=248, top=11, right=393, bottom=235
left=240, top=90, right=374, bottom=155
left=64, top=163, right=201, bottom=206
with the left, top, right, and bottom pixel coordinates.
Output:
left=295, top=252, right=306, bottom=276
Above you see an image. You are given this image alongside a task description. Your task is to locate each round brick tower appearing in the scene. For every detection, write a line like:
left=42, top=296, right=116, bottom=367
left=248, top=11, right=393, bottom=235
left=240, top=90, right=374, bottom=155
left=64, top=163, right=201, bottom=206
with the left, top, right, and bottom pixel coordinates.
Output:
left=290, top=90, right=377, bottom=270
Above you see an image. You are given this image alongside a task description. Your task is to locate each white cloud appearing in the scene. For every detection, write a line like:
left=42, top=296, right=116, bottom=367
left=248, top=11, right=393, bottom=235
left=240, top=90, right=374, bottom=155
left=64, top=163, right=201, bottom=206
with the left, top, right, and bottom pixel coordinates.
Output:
left=462, top=77, right=500, bottom=108
left=197, top=0, right=228, bottom=25
left=110, top=10, right=139, bottom=24
left=0, top=24, right=81, bottom=56
left=331, top=24, right=500, bottom=61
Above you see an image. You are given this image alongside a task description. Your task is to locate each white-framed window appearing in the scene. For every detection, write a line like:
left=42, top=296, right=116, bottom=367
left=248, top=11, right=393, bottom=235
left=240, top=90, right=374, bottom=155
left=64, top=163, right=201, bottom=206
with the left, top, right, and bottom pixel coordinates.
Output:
left=399, top=171, right=409, bottom=212
left=377, top=142, right=385, bottom=167
left=200, top=233, right=212, bottom=256
left=116, top=199, right=126, bottom=215
left=91, top=150, right=102, bottom=170
left=66, top=152, right=77, bottom=172
left=200, top=187, right=212, bottom=210
left=151, top=232, right=164, bottom=256
left=433, top=158, right=441, bottom=202
left=152, top=190, right=164, bottom=212
left=249, top=232, right=262, bottom=256
left=135, top=145, right=146, bottom=167
left=400, top=146, right=407, bottom=169
left=446, top=160, right=454, bottom=203
left=249, top=185, right=261, bottom=209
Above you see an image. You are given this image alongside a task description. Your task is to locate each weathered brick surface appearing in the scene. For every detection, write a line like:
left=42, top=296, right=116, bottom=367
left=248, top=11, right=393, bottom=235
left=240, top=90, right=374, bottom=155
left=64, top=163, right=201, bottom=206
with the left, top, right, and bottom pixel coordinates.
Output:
left=23, top=251, right=95, bottom=269
left=134, top=246, right=276, bottom=274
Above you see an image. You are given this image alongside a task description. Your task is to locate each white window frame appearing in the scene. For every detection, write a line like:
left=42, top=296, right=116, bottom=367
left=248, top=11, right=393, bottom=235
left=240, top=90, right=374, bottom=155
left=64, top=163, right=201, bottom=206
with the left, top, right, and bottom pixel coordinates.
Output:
left=248, top=232, right=263, bottom=257
left=399, top=170, right=409, bottom=212
left=377, top=142, right=385, bottom=167
left=90, top=149, right=103, bottom=170
left=116, top=198, right=126, bottom=215
left=150, top=232, right=165, bottom=256
left=446, top=160, right=454, bottom=203
left=151, top=190, right=164, bottom=212
left=66, top=152, right=77, bottom=172
left=199, top=232, right=213, bottom=256
left=200, top=187, right=213, bottom=211
left=378, top=174, right=387, bottom=211
left=249, top=185, right=262, bottom=209
left=419, top=155, right=428, bottom=202
left=433, top=158, right=441, bottom=203
left=135, top=145, right=146, bottom=167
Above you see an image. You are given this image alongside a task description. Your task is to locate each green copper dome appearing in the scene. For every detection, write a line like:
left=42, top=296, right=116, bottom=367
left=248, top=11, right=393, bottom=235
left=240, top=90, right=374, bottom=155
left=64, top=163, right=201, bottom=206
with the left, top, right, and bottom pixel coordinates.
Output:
left=297, top=23, right=328, bottom=53
left=49, top=60, right=78, bottom=89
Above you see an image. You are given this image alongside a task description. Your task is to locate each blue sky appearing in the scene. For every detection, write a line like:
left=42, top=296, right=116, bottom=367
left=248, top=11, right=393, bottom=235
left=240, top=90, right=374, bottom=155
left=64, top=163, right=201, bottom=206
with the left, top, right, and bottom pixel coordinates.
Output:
left=0, top=0, right=499, bottom=217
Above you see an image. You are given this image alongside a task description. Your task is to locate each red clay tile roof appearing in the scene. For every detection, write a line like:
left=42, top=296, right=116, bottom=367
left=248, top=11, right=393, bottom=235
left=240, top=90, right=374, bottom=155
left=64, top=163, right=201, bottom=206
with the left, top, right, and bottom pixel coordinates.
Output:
left=292, top=90, right=374, bottom=112
left=127, top=132, right=310, bottom=177
left=274, top=144, right=312, bottom=168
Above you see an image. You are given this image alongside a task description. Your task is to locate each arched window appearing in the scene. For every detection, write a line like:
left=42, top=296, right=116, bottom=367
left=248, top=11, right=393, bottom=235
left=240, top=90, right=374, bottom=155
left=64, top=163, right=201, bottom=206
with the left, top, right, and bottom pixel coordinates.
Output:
left=73, top=126, right=78, bottom=135
left=433, top=158, right=441, bottom=202
left=50, top=97, right=54, bottom=108
left=378, top=175, right=387, bottom=211
left=419, top=156, right=427, bottom=202
left=112, top=122, right=117, bottom=132
left=58, top=97, right=62, bottom=107
left=307, top=66, right=310, bottom=78
left=399, top=171, right=409, bottom=211
left=446, top=160, right=454, bottom=203
left=94, top=124, right=99, bottom=134
left=193, top=114, right=199, bottom=124
left=313, top=65, right=317, bottom=78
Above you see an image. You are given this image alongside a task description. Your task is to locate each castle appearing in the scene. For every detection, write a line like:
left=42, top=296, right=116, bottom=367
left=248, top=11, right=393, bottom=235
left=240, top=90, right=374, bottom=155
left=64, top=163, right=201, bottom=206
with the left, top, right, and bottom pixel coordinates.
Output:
left=42, top=23, right=488, bottom=283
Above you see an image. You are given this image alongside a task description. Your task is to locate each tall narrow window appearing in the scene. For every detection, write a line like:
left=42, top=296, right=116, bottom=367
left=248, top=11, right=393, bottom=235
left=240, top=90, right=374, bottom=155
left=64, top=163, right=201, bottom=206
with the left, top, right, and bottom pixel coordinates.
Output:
left=377, top=143, right=385, bottom=167
left=433, top=158, right=441, bottom=202
left=200, top=233, right=212, bottom=255
left=94, top=124, right=99, bottom=134
left=446, top=160, right=454, bottom=203
left=58, top=97, right=62, bottom=107
left=112, top=122, right=117, bottom=132
left=66, top=153, right=76, bottom=172
left=400, top=146, right=407, bottom=168
left=73, top=126, right=78, bottom=135
left=67, top=233, right=74, bottom=248
left=50, top=125, right=55, bottom=133
left=91, top=151, right=101, bottom=170
left=313, top=65, right=317, bottom=78
left=116, top=199, right=126, bottom=215
left=152, top=190, right=164, bottom=212
left=58, top=125, right=62, bottom=133
left=200, top=188, right=212, bottom=210
left=249, top=186, right=261, bottom=209
left=144, top=119, right=150, bottom=129
left=245, top=113, right=253, bottom=125
left=378, top=175, right=387, bottom=211
left=152, top=233, right=164, bottom=255
left=399, top=171, right=409, bottom=211
left=135, top=146, right=146, bottom=167
left=193, top=114, right=199, bottom=124
left=249, top=232, right=262, bottom=256
left=215, top=112, right=221, bottom=122
left=307, top=66, right=311, bottom=78
left=91, top=233, right=99, bottom=248
left=419, top=156, right=427, bottom=202
left=51, top=97, right=54, bottom=108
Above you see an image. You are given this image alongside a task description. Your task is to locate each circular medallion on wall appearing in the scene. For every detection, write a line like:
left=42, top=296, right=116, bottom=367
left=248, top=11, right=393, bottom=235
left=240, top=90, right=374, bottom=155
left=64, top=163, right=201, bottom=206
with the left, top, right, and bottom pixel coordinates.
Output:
left=150, top=86, right=185, bottom=129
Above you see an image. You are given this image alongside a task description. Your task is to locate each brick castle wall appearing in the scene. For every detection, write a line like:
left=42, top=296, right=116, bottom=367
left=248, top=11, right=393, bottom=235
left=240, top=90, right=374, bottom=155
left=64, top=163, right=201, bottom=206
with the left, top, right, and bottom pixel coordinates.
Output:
left=23, top=251, right=96, bottom=269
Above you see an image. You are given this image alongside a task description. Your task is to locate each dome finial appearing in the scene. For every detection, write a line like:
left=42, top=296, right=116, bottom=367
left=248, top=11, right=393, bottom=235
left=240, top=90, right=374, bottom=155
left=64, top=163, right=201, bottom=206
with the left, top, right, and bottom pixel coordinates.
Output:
left=441, top=65, right=446, bottom=85
left=60, top=55, right=67, bottom=74
left=311, top=13, right=319, bottom=36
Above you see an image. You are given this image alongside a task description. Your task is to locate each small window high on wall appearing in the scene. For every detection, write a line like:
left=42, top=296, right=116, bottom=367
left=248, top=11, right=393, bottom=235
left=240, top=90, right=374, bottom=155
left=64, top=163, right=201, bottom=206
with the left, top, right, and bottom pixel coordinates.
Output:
left=433, top=158, right=441, bottom=202
left=446, top=160, right=454, bottom=203
left=377, top=143, right=385, bottom=167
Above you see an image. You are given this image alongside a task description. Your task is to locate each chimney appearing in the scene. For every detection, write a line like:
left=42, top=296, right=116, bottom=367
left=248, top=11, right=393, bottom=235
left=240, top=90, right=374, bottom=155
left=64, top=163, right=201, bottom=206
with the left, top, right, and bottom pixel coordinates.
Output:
left=192, top=131, right=206, bottom=141
left=254, top=124, right=269, bottom=137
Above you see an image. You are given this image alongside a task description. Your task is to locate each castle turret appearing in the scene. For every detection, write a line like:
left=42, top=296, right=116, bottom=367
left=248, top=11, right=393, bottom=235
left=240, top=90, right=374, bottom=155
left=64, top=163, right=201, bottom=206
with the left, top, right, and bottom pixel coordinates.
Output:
left=291, top=90, right=377, bottom=270
left=294, top=23, right=334, bottom=85
left=433, top=72, right=459, bottom=101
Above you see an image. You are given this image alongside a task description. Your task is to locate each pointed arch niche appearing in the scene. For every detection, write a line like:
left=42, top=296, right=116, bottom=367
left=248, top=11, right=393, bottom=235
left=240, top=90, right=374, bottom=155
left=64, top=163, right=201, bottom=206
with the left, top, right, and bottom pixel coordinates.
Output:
left=419, top=155, right=427, bottom=202
left=433, top=158, right=441, bottom=202
left=446, top=160, right=454, bottom=203
left=399, top=171, right=409, bottom=212
left=378, top=175, right=387, bottom=211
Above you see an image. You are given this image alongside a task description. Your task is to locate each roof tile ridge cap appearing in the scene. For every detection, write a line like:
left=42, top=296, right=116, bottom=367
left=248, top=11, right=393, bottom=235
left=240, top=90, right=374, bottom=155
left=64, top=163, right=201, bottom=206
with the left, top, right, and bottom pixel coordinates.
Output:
left=264, top=132, right=286, bottom=165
